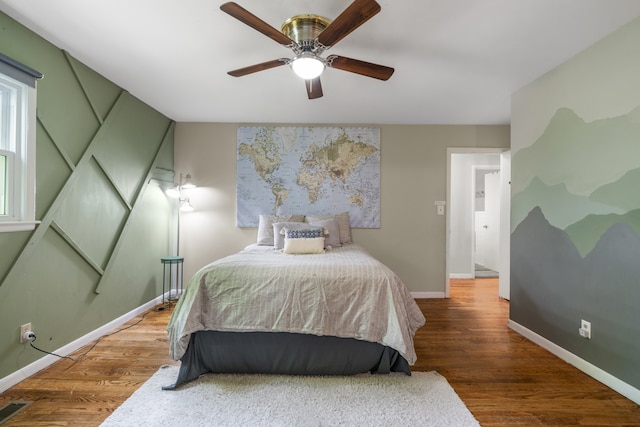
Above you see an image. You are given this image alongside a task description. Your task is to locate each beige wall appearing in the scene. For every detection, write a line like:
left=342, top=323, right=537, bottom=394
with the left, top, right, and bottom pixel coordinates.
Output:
left=175, top=123, right=509, bottom=294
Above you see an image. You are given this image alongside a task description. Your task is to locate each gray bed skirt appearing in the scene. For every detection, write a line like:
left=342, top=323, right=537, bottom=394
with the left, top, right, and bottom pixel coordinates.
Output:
left=163, top=330, right=411, bottom=390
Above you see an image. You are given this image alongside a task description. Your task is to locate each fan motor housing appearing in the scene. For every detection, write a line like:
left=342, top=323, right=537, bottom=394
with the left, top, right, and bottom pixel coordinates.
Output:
left=281, top=14, right=331, bottom=45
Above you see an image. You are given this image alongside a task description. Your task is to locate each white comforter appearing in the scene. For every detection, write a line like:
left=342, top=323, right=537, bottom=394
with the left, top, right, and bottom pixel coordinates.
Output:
left=167, top=244, right=426, bottom=364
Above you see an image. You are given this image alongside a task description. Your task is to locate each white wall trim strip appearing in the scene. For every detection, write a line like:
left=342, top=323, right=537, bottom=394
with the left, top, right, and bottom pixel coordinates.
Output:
left=448, top=274, right=474, bottom=279
left=412, top=291, right=445, bottom=299
left=508, top=320, right=640, bottom=405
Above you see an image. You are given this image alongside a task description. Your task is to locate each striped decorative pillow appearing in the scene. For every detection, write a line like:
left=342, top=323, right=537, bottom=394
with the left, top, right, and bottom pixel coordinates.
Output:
left=282, top=228, right=325, bottom=254
left=285, top=228, right=324, bottom=239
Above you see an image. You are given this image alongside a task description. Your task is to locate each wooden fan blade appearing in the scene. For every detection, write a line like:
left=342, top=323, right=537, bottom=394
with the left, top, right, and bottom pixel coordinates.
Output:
left=305, top=77, right=323, bottom=99
left=227, top=59, right=288, bottom=77
left=220, top=2, right=294, bottom=46
left=328, top=55, right=394, bottom=80
left=317, top=0, right=381, bottom=48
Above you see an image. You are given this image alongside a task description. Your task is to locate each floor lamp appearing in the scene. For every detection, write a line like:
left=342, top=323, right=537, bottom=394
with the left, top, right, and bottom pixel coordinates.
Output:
left=165, top=173, right=196, bottom=256
left=161, top=173, right=196, bottom=303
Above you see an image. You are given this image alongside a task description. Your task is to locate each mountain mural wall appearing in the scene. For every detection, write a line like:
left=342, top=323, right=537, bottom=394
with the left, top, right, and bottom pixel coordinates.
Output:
left=512, top=106, right=640, bottom=198
left=510, top=16, right=640, bottom=400
left=511, top=106, right=640, bottom=391
left=511, top=177, right=625, bottom=232
left=512, top=106, right=640, bottom=258
left=511, top=207, right=640, bottom=389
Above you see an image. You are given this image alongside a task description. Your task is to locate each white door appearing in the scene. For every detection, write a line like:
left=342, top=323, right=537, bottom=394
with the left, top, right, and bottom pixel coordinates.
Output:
left=475, top=171, right=501, bottom=272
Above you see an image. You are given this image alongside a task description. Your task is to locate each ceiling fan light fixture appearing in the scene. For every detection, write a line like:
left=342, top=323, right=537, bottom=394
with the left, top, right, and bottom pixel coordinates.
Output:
left=291, top=53, right=325, bottom=80
left=221, top=1, right=393, bottom=98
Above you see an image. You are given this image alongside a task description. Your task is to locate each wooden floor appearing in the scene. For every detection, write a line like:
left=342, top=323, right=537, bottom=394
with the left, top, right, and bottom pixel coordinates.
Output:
left=1, top=278, right=639, bottom=426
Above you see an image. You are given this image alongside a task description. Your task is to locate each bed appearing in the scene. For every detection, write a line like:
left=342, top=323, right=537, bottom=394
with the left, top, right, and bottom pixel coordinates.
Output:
left=164, top=214, right=426, bottom=389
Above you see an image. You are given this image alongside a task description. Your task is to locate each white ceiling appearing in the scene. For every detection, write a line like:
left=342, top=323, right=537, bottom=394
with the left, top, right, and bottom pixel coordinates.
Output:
left=2, top=0, right=640, bottom=125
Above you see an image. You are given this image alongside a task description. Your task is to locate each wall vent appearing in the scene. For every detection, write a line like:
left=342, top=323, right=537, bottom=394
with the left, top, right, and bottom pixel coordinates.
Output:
left=0, top=401, right=31, bottom=424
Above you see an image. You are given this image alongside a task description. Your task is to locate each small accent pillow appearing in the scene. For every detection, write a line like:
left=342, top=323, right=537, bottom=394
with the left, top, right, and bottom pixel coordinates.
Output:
left=285, top=228, right=324, bottom=239
left=257, top=214, right=305, bottom=246
left=282, top=228, right=325, bottom=254
left=305, top=212, right=351, bottom=244
left=308, top=218, right=342, bottom=248
left=273, top=222, right=322, bottom=250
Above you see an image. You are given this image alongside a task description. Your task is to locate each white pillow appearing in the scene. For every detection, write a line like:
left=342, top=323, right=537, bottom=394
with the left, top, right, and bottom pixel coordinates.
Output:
left=256, top=214, right=304, bottom=245
left=283, top=237, right=325, bottom=254
left=273, top=222, right=322, bottom=249
left=305, top=212, right=351, bottom=244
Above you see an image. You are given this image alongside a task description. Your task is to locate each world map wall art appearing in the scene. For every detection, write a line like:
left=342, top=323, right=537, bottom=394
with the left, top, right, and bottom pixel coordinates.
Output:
left=236, top=126, right=381, bottom=228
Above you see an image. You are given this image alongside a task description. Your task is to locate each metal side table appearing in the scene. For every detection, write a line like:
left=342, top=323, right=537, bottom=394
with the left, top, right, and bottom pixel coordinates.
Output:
left=161, top=256, right=184, bottom=305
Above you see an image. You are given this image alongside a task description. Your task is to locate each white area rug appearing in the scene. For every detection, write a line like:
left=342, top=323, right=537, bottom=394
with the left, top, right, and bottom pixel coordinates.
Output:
left=101, top=365, right=479, bottom=427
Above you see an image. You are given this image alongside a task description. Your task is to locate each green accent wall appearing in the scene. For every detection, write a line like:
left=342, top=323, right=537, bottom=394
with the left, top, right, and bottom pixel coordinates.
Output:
left=0, top=12, right=175, bottom=380
left=510, top=17, right=640, bottom=391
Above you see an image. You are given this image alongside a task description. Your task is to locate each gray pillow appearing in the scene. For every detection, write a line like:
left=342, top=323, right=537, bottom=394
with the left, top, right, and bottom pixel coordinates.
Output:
left=305, top=212, right=351, bottom=244
left=308, top=218, right=342, bottom=248
left=256, top=214, right=305, bottom=245
left=273, top=222, right=322, bottom=249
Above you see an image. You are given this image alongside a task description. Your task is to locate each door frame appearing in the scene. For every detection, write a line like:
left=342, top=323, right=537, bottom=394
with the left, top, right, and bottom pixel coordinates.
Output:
left=445, top=147, right=510, bottom=298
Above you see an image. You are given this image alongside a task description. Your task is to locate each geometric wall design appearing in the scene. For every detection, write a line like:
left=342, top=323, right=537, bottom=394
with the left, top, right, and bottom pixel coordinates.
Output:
left=0, top=55, right=174, bottom=294
left=0, top=11, right=175, bottom=380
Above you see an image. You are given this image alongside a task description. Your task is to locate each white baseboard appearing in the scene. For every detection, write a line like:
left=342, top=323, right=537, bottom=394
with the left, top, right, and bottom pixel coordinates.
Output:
left=412, top=292, right=445, bottom=299
left=449, top=273, right=474, bottom=279
left=508, top=320, right=640, bottom=405
left=0, top=294, right=167, bottom=393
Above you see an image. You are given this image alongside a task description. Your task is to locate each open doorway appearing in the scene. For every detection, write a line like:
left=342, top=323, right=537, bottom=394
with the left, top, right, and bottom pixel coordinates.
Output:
left=473, top=166, right=500, bottom=278
left=445, top=148, right=510, bottom=299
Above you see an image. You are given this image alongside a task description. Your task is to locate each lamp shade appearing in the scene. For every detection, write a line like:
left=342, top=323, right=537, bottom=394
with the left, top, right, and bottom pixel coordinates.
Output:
left=164, top=172, right=196, bottom=211
left=291, top=54, right=324, bottom=80
left=179, top=199, right=194, bottom=212
left=165, top=185, right=180, bottom=198
left=181, top=173, right=196, bottom=189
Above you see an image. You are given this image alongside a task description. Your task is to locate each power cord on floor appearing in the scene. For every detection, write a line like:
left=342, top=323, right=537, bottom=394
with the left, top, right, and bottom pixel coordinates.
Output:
left=28, top=334, right=74, bottom=361
left=24, top=309, right=153, bottom=363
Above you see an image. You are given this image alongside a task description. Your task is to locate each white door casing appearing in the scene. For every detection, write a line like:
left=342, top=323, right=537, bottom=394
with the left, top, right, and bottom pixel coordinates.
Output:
left=445, top=148, right=510, bottom=298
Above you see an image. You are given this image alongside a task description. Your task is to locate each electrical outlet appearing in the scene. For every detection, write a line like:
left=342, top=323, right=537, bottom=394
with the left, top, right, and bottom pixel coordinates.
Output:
left=579, top=319, right=591, bottom=339
left=20, top=323, right=32, bottom=343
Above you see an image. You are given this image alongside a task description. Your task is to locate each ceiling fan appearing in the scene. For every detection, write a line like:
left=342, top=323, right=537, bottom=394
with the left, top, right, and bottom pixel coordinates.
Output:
left=220, top=0, right=394, bottom=99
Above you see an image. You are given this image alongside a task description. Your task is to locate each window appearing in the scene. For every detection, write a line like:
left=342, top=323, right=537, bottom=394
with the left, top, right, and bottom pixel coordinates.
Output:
left=0, top=149, right=13, bottom=216
left=0, top=53, right=41, bottom=232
